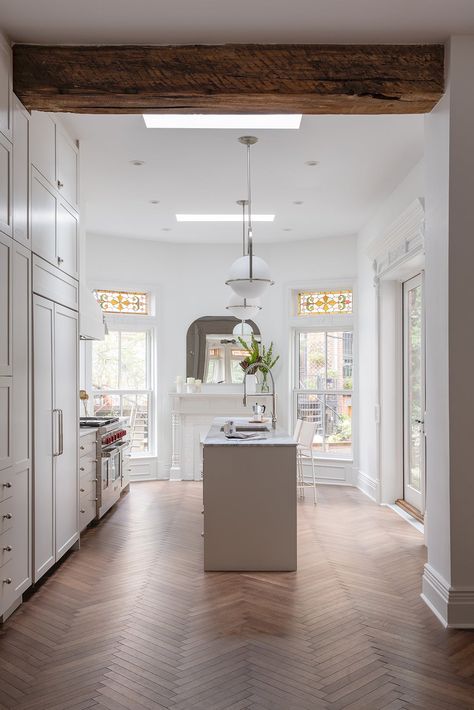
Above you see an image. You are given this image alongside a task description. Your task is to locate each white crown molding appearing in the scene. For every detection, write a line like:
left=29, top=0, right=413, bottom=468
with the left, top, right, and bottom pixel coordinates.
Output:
left=367, top=198, right=425, bottom=279
left=422, top=563, right=474, bottom=628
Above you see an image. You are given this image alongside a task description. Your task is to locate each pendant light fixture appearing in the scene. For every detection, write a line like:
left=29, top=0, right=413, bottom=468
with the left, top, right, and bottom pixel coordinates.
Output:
left=226, top=199, right=262, bottom=320
left=226, top=136, right=274, bottom=298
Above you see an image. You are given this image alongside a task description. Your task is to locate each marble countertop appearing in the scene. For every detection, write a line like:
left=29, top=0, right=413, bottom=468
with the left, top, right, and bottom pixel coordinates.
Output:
left=79, top=427, right=97, bottom=437
left=204, top=418, right=296, bottom=447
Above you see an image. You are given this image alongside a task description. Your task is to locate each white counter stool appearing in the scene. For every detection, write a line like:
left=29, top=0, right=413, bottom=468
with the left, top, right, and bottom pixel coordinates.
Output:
left=297, top=420, right=318, bottom=505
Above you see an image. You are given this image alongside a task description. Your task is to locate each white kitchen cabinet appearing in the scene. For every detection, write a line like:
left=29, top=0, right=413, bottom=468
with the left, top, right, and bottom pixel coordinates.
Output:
left=30, top=112, right=78, bottom=211
left=12, top=96, right=29, bottom=248
left=0, top=232, right=12, bottom=376
left=54, top=305, right=79, bottom=557
left=33, top=294, right=78, bottom=582
left=29, top=111, right=56, bottom=187
left=0, top=39, right=11, bottom=141
left=57, top=200, right=78, bottom=279
left=0, top=131, right=12, bottom=237
left=56, top=126, right=78, bottom=209
left=31, top=168, right=79, bottom=280
left=0, top=378, right=12, bottom=472
left=31, top=167, right=56, bottom=266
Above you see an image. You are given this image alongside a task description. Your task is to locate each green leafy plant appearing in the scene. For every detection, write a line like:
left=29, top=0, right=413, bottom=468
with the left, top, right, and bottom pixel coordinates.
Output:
left=238, top=335, right=280, bottom=377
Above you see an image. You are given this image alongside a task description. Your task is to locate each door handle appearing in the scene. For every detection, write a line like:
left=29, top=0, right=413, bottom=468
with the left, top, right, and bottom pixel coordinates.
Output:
left=53, top=409, right=60, bottom=456
left=58, top=409, right=64, bottom=456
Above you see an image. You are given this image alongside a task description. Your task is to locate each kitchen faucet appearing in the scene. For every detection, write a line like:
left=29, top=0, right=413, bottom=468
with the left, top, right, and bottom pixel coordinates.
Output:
left=243, top=363, right=277, bottom=429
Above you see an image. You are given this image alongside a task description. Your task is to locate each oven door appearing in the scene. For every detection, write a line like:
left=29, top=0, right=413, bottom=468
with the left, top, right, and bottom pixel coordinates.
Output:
left=101, top=446, right=121, bottom=489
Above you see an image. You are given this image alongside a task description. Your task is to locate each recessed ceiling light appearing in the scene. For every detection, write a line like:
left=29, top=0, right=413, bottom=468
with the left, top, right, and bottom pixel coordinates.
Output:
left=176, top=214, right=275, bottom=222
left=162, top=227, right=172, bottom=231
left=149, top=200, right=160, bottom=204
left=283, top=228, right=293, bottom=232
left=130, top=160, right=145, bottom=166
left=305, top=160, right=319, bottom=167
left=293, top=200, right=304, bottom=205
left=143, top=114, right=302, bottom=130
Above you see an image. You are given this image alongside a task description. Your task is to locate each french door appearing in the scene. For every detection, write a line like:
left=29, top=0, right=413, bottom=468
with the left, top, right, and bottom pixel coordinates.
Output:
left=403, top=274, right=425, bottom=513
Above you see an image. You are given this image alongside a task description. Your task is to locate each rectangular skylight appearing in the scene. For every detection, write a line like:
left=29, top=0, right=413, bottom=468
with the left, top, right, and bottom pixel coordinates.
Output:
left=176, top=214, right=275, bottom=222
left=143, top=114, right=302, bottom=129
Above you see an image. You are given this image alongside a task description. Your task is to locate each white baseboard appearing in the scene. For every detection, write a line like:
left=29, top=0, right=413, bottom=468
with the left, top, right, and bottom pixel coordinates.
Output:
left=422, top=563, right=474, bottom=628
left=356, top=470, right=379, bottom=502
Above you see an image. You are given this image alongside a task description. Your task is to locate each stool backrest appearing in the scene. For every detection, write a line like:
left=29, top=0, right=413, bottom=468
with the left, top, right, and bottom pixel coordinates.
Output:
left=299, top=420, right=317, bottom=450
left=293, top=418, right=303, bottom=442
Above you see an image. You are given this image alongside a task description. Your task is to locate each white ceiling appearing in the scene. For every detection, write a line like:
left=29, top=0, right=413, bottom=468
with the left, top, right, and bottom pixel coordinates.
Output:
left=0, top=0, right=472, bottom=43
left=61, top=113, right=424, bottom=244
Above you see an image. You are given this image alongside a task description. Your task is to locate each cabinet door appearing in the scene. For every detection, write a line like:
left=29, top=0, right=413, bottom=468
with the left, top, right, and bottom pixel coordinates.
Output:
left=12, top=97, right=29, bottom=248
left=56, top=128, right=78, bottom=209
left=11, top=462, right=32, bottom=596
left=0, top=377, right=12, bottom=471
left=0, top=132, right=12, bottom=236
left=12, top=243, right=31, bottom=466
left=57, top=201, right=78, bottom=279
left=33, top=295, right=55, bottom=581
left=31, top=168, right=56, bottom=266
left=54, top=304, right=79, bottom=558
left=0, top=232, right=12, bottom=375
left=0, top=40, right=11, bottom=141
left=29, top=112, right=55, bottom=186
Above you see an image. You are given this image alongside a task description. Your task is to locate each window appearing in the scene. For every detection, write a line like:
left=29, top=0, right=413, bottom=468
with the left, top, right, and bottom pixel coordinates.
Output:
left=294, top=329, right=353, bottom=458
left=94, top=289, right=149, bottom=315
left=91, top=329, right=153, bottom=454
left=298, top=289, right=352, bottom=316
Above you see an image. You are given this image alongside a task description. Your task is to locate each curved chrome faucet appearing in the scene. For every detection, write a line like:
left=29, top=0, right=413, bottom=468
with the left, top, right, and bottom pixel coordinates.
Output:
left=243, top=363, right=277, bottom=429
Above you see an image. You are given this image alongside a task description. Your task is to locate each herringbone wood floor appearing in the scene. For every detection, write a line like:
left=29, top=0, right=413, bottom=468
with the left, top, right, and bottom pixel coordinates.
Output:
left=0, top=483, right=473, bottom=710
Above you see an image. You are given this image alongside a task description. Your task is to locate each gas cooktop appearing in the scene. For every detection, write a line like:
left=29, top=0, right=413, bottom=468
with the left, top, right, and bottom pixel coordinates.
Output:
left=80, top=417, right=119, bottom=428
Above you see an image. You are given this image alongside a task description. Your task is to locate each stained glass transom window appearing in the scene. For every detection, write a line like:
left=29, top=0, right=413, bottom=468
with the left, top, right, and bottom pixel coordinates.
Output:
left=298, top=289, right=353, bottom=316
left=94, top=289, right=148, bottom=315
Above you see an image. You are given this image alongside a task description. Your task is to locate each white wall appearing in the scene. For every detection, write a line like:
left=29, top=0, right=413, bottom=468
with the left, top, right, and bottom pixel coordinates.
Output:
left=356, top=161, right=424, bottom=499
left=85, top=232, right=357, bottom=477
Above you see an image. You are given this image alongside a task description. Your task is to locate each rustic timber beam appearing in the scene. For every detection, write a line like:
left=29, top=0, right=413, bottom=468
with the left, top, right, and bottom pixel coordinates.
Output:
left=12, top=43, right=444, bottom=115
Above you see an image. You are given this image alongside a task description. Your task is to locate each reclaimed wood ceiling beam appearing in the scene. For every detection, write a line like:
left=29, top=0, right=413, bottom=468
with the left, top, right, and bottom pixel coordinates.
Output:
left=13, top=43, right=444, bottom=115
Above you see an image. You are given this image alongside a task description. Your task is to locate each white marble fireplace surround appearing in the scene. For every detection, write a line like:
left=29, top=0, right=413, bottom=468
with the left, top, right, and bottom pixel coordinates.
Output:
left=170, top=392, right=274, bottom=481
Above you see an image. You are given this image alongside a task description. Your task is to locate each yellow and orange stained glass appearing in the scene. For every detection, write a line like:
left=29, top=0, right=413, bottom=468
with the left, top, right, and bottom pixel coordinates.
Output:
left=94, top=289, right=148, bottom=315
left=298, top=289, right=352, bottom=316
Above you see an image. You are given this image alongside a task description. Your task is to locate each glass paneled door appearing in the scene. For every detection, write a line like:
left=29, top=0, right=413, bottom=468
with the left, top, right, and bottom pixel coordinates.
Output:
left=403, top=274, right=425, bottom=513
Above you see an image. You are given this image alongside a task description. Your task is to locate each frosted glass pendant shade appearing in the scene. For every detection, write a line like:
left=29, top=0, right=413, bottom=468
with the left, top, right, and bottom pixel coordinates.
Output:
left=226, top=293, right=262, bottom=319
left=226, top=255, right=273, bottom=298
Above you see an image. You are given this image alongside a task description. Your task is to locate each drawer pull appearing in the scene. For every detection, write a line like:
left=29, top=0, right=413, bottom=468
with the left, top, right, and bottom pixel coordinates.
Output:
left=80, top=446, right=84, bottom=451
left=80, top=467, right=85, bottom=472
left=3, top=513, right=12, bottom=520
left=3, top=545, right=12, bottom=552
left=57, top=180, right=64, bottom=189
left=80, top=488, right=85, bottom=493
left=2, top=482, right=12, bottom=489
left=80, top=508, right=85, bottom=514
left=3, top=578, right=12, bottom=585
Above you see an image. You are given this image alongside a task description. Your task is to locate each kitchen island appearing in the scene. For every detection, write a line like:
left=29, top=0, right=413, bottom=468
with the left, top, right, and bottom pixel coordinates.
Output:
left=203, top=418, right=297, bottom=571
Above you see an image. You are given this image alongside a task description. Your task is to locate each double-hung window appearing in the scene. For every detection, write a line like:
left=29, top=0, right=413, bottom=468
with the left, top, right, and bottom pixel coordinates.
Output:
left=293, top=288, right=353, bottom=459
left=91, top=290, right=154, bottom=455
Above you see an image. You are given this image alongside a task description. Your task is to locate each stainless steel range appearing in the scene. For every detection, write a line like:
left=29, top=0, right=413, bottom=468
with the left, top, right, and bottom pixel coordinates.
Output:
left=79, top=417, right=131, bottom=518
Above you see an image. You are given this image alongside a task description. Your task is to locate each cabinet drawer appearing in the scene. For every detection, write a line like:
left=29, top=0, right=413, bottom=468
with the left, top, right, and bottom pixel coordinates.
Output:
left=0, top=530, right=13, bottom=567
left=0, top=559, right=15, bottom=613
left=79, top=457, right=97, bottom=484
left=79, top=498, right=96, bottom=531
left=79, top=436, right=96, bottom=459
left=0, top=468, right=13, bottom=503
left=80, top=479, right=97, bottom=502
left=0, top=497, right=14, bottom=534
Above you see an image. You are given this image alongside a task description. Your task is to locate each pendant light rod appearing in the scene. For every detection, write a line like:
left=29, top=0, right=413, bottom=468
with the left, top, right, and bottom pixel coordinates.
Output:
left=239, top=136, right=258, bottom=279
left=236, top=199, right=248, bottom=256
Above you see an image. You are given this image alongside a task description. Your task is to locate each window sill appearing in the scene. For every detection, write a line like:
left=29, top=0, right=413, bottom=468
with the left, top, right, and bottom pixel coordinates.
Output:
left=307, top=456, right=353, bottom=465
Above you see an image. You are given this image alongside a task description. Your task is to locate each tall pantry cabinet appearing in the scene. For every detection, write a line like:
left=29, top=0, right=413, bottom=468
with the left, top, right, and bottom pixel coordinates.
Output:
left=0, top=34, right=81, bottom=619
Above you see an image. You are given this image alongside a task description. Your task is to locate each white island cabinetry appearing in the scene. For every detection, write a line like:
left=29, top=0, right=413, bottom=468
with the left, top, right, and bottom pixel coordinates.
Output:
left=203, top=418, right=297, bottom=572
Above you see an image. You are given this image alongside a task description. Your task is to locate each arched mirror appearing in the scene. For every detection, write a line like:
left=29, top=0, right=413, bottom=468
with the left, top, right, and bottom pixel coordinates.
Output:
left=186, top=317, right=260, bottom=384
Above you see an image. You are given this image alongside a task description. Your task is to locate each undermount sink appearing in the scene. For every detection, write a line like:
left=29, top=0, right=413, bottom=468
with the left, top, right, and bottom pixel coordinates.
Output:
left=220, top=424, right=269, bottom=432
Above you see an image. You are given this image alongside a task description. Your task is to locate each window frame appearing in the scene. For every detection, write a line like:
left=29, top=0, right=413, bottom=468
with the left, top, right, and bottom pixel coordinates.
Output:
left=91, top=316, right=156, bottom=458
left=293, top=324, right=354, bottom=461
